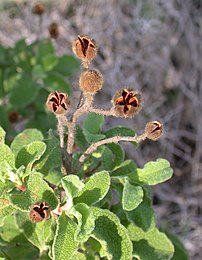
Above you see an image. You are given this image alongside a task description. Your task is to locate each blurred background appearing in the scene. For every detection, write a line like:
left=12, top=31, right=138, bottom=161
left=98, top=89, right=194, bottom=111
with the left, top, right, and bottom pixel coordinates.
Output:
left=0, top=0, right=201, bottom=259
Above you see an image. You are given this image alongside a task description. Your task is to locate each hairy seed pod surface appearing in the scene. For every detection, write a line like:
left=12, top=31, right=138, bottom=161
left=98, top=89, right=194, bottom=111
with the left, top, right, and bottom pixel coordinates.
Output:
left=72, top=35, right=97, bottom=62
left=79, top=69, right=103, bottom=93
left=49, top=22, right=59, bottom=39
left=145, top=121, right=163, bottom=141
left=112, top=88, right=142, bottom=117
left=33, top=3, right=45, bottom=15
left=46, top=91, right=70, bottom=115
left=29, top=202, right=50, bottom=223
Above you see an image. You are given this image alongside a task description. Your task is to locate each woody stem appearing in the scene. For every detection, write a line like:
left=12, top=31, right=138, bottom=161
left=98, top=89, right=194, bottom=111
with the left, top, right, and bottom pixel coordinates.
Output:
left=79, top=133, right=147, bottom=164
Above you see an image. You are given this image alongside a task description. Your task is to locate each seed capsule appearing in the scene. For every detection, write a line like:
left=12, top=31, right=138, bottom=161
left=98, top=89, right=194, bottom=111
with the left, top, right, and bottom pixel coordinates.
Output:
left=29, top=202, right=50, bottom=223
left=46, top=91, right=70, bottom=115
left=145, top=121, right=163, bottom=141
left=112, top=88, right=142, bottom=117
left=72, top=35, right=97, bottom=62
left=49, top=22, right=59, bottom=39
left=33, top=3, right=45, bottom=15
left=79, top=69, right=103, bottom=94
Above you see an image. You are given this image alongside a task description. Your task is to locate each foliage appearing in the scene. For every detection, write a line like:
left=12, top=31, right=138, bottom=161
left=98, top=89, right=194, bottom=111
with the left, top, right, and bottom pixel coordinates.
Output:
left=0, top=29, right=188, bottom=260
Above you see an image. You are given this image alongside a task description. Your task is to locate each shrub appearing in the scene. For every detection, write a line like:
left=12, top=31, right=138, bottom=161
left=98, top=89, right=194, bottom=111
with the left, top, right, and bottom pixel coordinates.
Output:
left=0, top=33, right=181, bottom=259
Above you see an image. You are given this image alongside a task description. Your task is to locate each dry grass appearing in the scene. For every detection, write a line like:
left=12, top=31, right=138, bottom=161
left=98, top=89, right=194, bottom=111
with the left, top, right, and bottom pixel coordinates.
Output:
left=0, top=0, right=201, bottom=258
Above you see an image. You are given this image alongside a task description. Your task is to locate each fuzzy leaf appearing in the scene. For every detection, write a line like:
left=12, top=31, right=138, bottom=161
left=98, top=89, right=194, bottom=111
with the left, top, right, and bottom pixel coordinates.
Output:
left=84, top=113, right=104, bottom=134
left=16, top=141, right=46, bottom=174
left=135, top=159, right=173, bottom=185
left=102, top=143, right=124, bottom=170
left=122, top=181, right=144, bottom=211
left=74, top=171, right=110, bottom=206
left=126, top=193, right=156, bottom=231
left=9, top=75, right=40, bottom=108
left=54, top=55, right=80, bottom=76
left=111, top=160, right=137, bottom=177
left=166, top=232, right=188, bottom=260
left=92, top=207, right=133, bottom=260
left=0, top=199, right=16, bottom=226
left=15, top=211, right=54, bottom=253
left=0, top=144, right=15, bottom=169
left=35, top=130, right=61, bottom=174
left=61, top=175, right=85, bottom=199
left=0, top=127, right=5, bottom=144
left=74, top=203, right=95, bottom=242
left=10, top=172, right=58, bottom=210
left=83, top=128, right=105, bottom=143
left=44, top=72, right=71, bottom=95
left=105, top=126, right=135, bottom=138
left=53, top=213, right=79, bottom=260
left=11, top=128, right=44, bottom=157
left=128, top=224, right=174, bottom=260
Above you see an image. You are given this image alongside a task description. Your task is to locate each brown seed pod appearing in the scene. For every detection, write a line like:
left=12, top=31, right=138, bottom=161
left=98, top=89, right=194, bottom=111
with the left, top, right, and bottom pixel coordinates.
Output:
left=46, top=91, right=70, bottom=115
left=112, top=88, right=142, bottom=118
left=33, top=3, right=45, bottom=15
left=79, top=69, right=103, bottom=94
left=72, top=35, right=97, bottom=62
left=145, top=121, right=163, bottom=141
left=49, top=22, right=59, bottom=39
left=29, top=202, right=50, bottom=223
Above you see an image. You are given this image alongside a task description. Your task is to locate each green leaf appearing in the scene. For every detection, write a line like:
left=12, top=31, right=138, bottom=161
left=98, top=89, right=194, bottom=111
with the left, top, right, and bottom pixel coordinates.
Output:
left=35, top=130, right=61, bottom=174
left=44, top=72, right=71, bottom=95
left=9, top=74, right=40, bottom=108
left=10, top=172, right=58, bottom=210
left=74, top=203, right=95, bottom=242
left=126, top=192, right=155, bottom=231
left=54, top=55, right=80, bottom=77
left=102, top=143, right=124, bottom=170
left=72, top=251, right=86, bottom=260
left=53, top=213, right=79, bottom=260
left=42, top=54, right=58, bottom=71
left=0, top=144, right=15, bottom=169
left=11, top=128, right=44, bottom=157
left=0, top=215, right=39, bottom=259
left=75, top=125, right=88, bottom=151
left=166, top=232, right=188, bottom=260
left=84, top=113, right=104, bottom=134
left=15, top=211, right=54, bottom=253
left=127, top=224, right=174, bottom=260
left=83, top=128, right=105, bottom=143
left=0, top=199, right=16, bottom=227
left=122, top=181, right=144, bottom=211
left=105, top=126, right=135, bottom=138
left=111, top=160, right=137, bottom=177
left=0, top=127, right=5, bottom=144
left=74, top=171, right=110, bottom=206
left=32, top=64, right=46, bottom=79
left=61, top=175, right=85, bottom=199
left=92, top=208, right=133, bottom=260
left=135, top=159, right=173, bottom=185
left=37, top=39, right=55, bottom=59
left=16, top=141, right=46, bottom=175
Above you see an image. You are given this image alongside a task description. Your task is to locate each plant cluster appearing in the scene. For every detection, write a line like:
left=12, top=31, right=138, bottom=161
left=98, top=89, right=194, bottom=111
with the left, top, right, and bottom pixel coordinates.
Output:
left=0, top=12, right=176, bottom=260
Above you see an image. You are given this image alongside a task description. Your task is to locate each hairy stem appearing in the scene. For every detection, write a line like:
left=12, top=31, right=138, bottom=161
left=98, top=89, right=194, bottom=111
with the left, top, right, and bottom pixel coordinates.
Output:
left=79, top=133, right=147, bottom=164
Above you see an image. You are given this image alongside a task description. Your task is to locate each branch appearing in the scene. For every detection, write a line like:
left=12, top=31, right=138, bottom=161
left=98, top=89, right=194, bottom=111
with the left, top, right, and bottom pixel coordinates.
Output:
left=79, top=133, right=147, bottom=164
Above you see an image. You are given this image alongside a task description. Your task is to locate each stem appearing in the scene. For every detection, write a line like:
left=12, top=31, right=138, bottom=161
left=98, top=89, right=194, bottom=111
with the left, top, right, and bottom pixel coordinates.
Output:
left=79, top=133, right=147, bottom=164
left=56, top=115, right=71, bottom=174
left=88, top=107, right=115, bottom=116
left=66, top=93, right=94, bottom=155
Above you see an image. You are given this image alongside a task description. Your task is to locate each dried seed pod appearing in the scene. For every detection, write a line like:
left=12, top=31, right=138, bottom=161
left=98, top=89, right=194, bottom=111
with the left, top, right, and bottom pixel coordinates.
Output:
left=112, top=88, right=142, bottom=117
left=72, top=35, right=97, bottom=62
left=46, top=91, right=70, bottom=115
left=145, top=121, right=163, bottom=141
left=49, top=22, right=59, bottom=39
left=29, top=202, right=50, bottom=223
left=79, top=69, right=103, bottom=94
left=33, top=3, right=45, bottom=15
